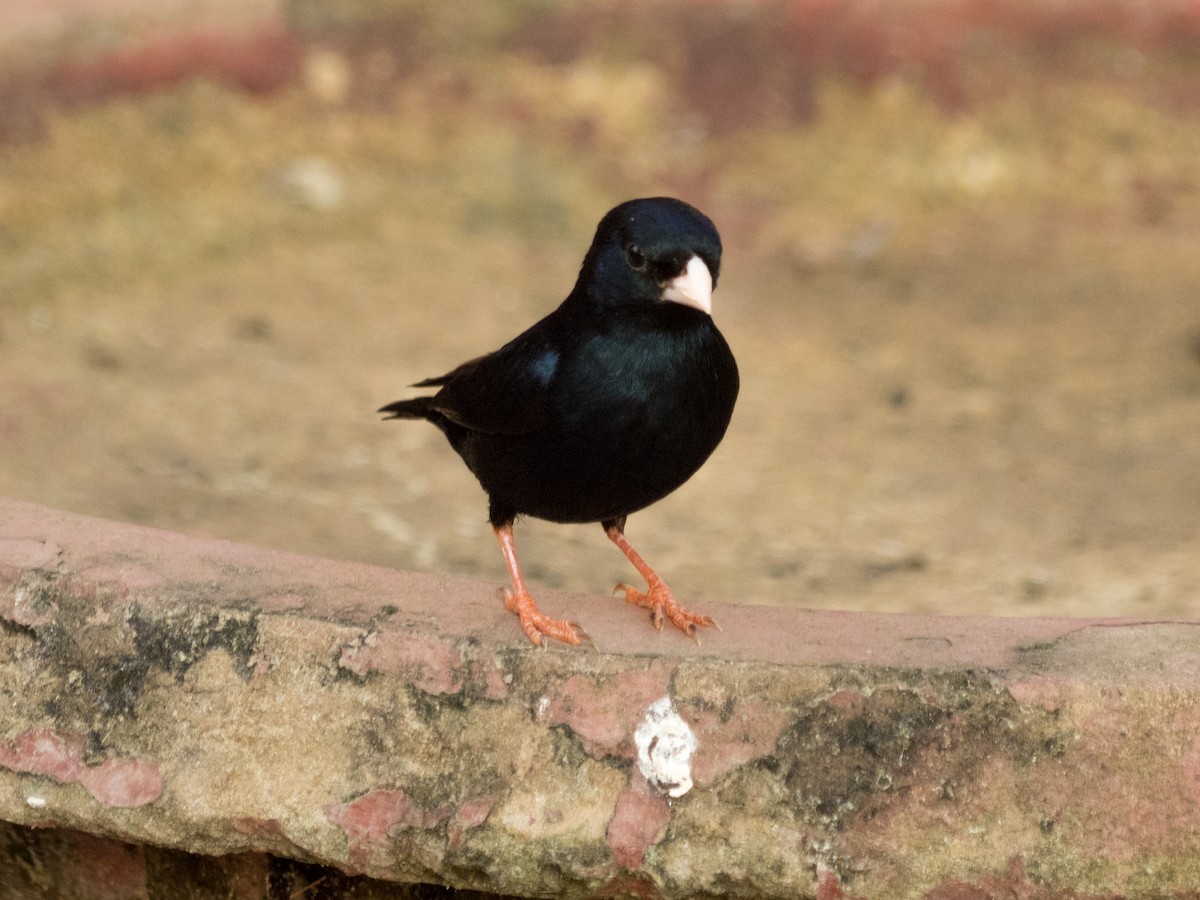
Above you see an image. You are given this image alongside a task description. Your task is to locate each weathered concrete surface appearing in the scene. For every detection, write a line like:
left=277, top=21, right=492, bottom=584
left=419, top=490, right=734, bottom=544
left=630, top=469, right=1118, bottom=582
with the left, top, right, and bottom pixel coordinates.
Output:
left=1, top=496, right=1198, bottom=898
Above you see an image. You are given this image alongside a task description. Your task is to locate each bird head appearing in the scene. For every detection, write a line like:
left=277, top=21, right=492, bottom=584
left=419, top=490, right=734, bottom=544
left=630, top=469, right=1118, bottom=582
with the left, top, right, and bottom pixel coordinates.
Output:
left=572, top=197, right=722, bottom=315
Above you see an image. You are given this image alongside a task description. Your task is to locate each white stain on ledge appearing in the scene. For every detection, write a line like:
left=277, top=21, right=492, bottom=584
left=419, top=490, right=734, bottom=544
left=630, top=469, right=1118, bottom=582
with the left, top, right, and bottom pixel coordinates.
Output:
left=635, top=695, right=696, bottom=798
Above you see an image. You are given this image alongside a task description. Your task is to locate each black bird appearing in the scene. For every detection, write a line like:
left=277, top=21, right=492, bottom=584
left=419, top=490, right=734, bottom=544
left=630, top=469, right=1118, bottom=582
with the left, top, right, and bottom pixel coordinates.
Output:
left=380, top=197, right=739, bottom=645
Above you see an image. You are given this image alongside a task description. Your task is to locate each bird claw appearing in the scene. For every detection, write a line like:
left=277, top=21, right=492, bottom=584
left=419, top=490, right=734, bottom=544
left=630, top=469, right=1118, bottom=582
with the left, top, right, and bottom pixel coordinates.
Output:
left=612, top=580, right=716, bottom=642
left=505, top=589, right=588, bottom=647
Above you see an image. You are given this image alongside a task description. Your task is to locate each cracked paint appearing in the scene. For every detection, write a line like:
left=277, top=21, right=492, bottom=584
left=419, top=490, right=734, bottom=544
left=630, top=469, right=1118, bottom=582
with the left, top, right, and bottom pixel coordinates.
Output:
left=0, top=728, right=163, bottom=809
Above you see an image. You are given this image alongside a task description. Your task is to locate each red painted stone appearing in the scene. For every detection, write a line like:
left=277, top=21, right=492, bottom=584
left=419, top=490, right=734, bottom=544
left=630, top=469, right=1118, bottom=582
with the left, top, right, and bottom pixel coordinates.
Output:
left=79, top=757, right=165, bottom=809
left=1004, top=676, right=1065, bottom=712
left=815, top=866, right=845, bottom=900
left=0, top=538, right=60, bottom=570
left=6, top=729, right=87, bottom=782
left=0, top=728, right=162, bottom=808
left=448, top=795, right=497, bottom=850
left=338, top=630, right=464, bottom=695
left=77, top=563, right=164, bottom=592
left=925, top=856, right=1049, bottom=900
left=593, top=873, right=667, bottom=898
left=827, top=689, right=866, bottom=711
left=687, top=698, right=790, bottom=787
left=543, top=664, right=675, bottom=760
left=230, top=816, right=285, bottom=836
left=606, top=777, right=672, bottom=869
left=324, top=788, right=451, bottom=868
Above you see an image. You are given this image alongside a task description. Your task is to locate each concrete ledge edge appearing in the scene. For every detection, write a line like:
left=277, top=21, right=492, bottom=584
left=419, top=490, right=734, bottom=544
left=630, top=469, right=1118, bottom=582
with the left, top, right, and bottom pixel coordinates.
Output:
left=2, top=497, right=1198, bottom=898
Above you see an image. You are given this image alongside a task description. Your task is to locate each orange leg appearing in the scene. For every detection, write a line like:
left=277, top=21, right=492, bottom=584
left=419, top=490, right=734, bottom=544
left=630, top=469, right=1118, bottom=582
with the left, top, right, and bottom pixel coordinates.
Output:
left=494, top=524, right=587, bottom=646
left=603, top=519, right=717, bottom=641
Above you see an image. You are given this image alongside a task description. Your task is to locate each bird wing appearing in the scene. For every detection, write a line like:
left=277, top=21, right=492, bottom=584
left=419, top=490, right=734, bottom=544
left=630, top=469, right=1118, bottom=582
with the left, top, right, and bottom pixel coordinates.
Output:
left=420, top=328, right=562, bottom=436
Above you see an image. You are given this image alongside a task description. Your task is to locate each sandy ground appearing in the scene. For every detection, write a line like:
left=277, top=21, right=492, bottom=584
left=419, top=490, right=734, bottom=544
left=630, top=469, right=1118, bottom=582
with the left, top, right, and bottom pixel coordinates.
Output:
left=2, top=40, right=1198, bottom=625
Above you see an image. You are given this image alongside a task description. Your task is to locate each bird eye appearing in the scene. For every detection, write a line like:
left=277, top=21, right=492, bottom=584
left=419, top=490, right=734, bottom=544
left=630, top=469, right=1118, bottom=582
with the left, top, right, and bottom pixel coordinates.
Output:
left=626, top=246, right=647, bottom=271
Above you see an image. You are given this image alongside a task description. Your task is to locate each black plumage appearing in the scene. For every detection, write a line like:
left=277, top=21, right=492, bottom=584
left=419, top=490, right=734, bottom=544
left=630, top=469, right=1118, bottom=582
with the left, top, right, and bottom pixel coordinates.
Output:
left=380, top=197, right=739, bottom=645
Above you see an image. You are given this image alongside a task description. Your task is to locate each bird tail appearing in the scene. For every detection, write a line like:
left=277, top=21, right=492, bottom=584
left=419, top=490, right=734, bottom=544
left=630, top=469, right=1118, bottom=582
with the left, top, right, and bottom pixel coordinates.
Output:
left=378, top=397, right=437, bottom=420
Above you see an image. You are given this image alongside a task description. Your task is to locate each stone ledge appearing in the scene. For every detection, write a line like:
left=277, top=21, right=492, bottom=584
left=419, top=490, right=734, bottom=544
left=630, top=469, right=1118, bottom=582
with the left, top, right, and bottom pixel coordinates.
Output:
left=1, top=496, right=1198, bottom=898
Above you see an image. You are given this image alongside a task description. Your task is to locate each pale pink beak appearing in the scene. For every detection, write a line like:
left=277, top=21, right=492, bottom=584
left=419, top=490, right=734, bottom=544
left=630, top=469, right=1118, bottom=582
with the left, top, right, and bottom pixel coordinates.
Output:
left=661, top=255, right=713, bottom=315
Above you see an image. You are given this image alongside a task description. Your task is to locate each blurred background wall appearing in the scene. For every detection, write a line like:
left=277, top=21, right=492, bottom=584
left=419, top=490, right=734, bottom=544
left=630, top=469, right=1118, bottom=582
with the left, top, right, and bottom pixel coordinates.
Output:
left=2, top=0, right=1198, bottom=618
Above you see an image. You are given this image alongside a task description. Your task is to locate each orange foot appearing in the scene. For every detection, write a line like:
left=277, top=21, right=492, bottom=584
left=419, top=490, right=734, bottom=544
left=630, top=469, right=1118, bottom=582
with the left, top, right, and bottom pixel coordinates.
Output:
left=504, top=589, right=589, bottom=647
left=613, top=578, right=717, bottom=641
